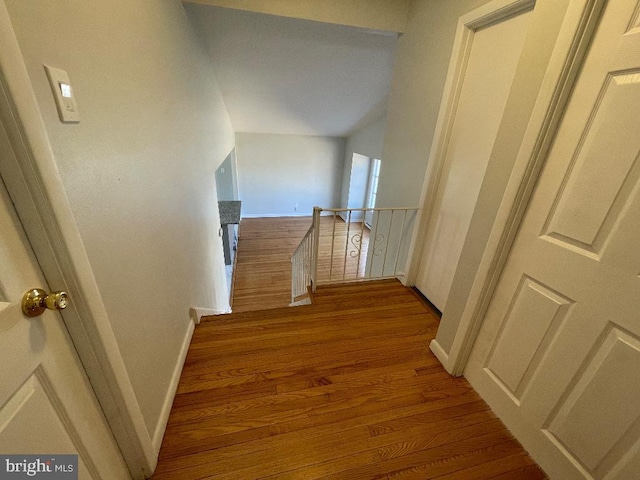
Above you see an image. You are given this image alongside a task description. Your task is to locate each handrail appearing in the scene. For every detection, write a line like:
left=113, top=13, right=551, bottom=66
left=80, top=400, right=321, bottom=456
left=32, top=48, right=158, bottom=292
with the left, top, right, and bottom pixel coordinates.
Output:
left=316, top=206, right=418, bottom=213
left=311, top=206, right=321, bottom=292
left=290, top=223, right=315, bottom=303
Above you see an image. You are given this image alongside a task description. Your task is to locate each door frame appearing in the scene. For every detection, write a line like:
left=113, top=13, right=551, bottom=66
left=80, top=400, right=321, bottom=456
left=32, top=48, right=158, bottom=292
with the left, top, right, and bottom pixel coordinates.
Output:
left=409, top=0, right=608, bottom=376
left=0, top=3, right=153, bottom=478
left=364, top=157, right=381, bottom=228
left=404, top=0, right=536, bottom=289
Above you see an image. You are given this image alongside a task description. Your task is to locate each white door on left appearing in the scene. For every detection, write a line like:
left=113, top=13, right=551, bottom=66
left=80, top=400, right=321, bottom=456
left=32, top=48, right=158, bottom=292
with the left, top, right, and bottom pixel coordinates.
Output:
left=0, top=169, right=130, bottom=479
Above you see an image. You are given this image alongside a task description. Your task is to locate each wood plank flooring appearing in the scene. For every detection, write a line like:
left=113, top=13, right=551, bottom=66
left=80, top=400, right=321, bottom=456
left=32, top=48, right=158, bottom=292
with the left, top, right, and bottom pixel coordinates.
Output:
left=232, top=216, right=373, bottom=312
left=232, top=217, right=311, bottom=312
left=153, top=275, right=547, bottom=479
left=316, top=215, right=371, bottom=284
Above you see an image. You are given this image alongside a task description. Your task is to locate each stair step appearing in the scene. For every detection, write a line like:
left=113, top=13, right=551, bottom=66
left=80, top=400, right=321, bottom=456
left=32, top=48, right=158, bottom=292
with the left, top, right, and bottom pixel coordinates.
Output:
left=289, top=296, right=313, bottom=307
left=198, top=280, right=416, bottom=327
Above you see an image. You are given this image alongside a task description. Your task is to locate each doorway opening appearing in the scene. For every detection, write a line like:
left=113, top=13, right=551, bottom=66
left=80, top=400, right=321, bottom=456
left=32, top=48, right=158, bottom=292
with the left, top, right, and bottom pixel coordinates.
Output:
left=364, top=158, right=381, bottom=228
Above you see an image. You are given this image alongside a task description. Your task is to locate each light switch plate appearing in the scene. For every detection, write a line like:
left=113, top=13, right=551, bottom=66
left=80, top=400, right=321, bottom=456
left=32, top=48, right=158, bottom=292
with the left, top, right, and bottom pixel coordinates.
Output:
left=44, top=65, right=80, bottom=123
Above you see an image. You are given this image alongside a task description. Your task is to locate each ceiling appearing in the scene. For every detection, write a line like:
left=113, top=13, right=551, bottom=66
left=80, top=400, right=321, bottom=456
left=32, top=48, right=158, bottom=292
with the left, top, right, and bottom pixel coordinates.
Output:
left=185, top=4, right=398, bottom=137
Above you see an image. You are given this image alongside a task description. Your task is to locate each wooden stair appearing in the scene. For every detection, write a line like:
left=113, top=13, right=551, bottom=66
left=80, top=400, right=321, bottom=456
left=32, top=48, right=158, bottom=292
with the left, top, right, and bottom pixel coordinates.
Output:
left=152, top=280, right=546, bottom=479
left=289, top=286, right=313, bottom=307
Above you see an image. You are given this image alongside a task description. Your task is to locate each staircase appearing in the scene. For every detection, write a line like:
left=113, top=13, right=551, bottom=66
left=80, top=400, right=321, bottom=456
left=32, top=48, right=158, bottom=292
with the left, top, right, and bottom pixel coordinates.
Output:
left=291, top=206, right=419, bottom=304
left=153, top=279, right=546, bottom=479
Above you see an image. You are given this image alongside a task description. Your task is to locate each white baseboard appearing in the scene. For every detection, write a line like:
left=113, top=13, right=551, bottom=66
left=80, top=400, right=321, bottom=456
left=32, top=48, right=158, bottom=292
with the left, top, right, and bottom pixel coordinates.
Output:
left=189, top=306, right=230, bottom=324
left=152, top=304, right=233, bottom=452
left=429, top=339, right=457, bottom=376
left=152, top=317, right=195, bottom=453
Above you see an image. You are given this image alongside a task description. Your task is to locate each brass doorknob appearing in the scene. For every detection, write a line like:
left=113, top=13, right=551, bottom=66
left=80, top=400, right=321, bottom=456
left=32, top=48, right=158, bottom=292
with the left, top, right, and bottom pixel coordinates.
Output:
left=21, top=288, right=69, bottom=317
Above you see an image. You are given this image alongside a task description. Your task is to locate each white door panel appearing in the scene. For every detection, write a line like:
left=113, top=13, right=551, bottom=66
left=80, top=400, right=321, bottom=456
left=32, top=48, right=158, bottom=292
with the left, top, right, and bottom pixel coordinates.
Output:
left=0, top=374, right=94, bottom=475
left=416, top=6, right=531, bottom=311
left=0, top=172, right=130, bottom=479
left=465, top=1, right=640, bottom=478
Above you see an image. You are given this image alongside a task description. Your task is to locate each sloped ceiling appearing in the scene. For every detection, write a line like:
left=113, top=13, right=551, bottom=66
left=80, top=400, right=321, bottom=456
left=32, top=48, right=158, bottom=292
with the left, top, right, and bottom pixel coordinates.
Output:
left=184, top=0, right=410, bottom=33
left=185, top=4, right=398, bottom=137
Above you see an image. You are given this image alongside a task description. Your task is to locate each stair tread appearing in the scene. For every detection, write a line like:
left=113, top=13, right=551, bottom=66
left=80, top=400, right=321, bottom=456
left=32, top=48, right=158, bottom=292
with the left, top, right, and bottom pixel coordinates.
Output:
left=198, top=281, right=432, bottom=329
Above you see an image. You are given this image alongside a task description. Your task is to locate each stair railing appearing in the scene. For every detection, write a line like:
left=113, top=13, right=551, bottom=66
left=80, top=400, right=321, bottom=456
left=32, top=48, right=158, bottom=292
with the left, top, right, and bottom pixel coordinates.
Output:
left=291, top=206, right=418, bottom=303
left=290, top=222, right=315, bottom=303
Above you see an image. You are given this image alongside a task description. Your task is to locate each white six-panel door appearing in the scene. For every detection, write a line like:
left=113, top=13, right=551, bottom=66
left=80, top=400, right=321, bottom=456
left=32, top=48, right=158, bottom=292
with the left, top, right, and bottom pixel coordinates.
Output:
left=0, top=170, right=130, bottom=476
left=464, top=1, right=640, bottom=478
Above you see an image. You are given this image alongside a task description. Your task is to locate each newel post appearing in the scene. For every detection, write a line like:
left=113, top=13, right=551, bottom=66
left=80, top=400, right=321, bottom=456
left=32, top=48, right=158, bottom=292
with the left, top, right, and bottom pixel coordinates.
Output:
left=311, top=206, right=321, bottom=292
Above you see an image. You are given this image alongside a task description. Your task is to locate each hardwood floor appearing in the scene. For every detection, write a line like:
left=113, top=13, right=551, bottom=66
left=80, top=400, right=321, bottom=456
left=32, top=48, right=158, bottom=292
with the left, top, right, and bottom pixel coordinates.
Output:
left=232, top=217, right=311, bottom=312
left=153, top=272, right=547, bottom=479
left=316, top=215, right=371, bottom=284
left=232, top=216, right=373, bottom=312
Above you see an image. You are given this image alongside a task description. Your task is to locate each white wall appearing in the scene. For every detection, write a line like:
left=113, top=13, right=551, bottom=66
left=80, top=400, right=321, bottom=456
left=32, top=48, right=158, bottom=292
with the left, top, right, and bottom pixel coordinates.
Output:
left=377, top=0, right=494, bottom=208
left=236, top=133, right=345, bottom=216
left=340, top=116, right=386, bottom=208
left=186, top=5, right=398, bottom=138
left=185, top=0, right=410, bottom=33
left=5, top=0, right=235, bottom=444
left=377, top=0, right=575, bottom=358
